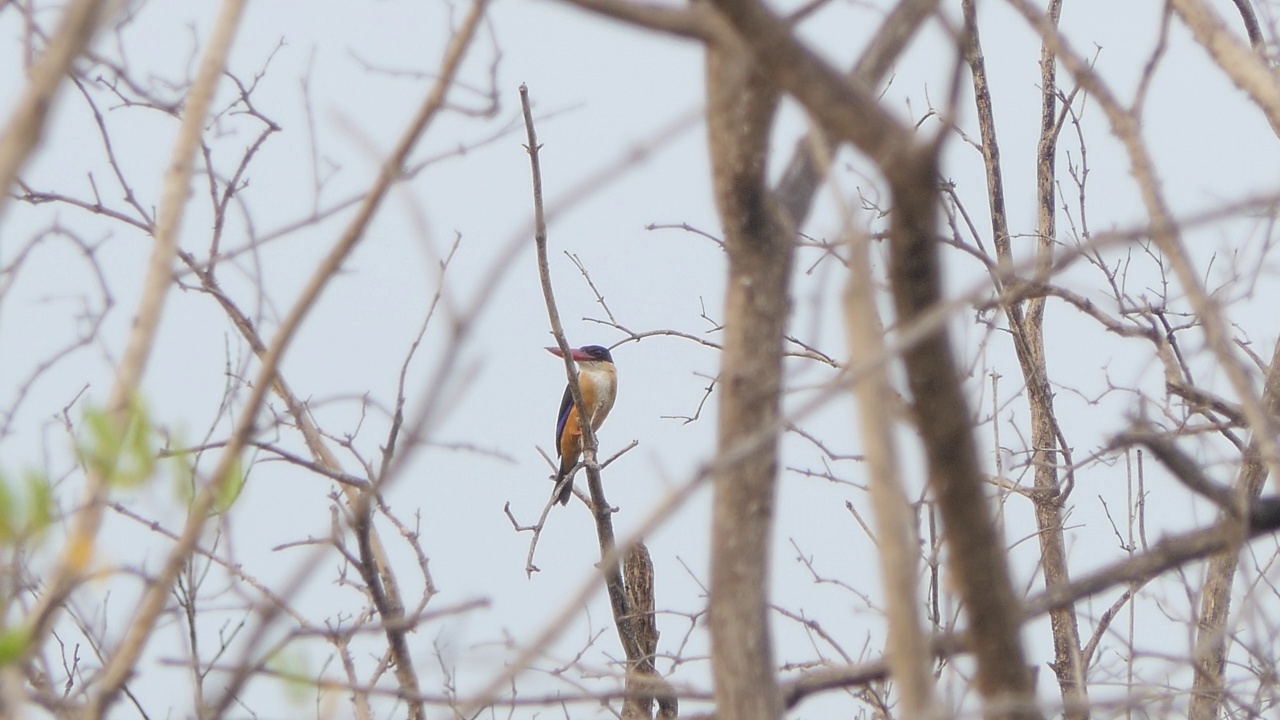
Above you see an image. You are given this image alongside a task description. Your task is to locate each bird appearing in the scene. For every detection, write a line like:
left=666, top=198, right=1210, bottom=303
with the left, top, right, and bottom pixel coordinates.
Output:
left=547, top=344, right=617, bottom=505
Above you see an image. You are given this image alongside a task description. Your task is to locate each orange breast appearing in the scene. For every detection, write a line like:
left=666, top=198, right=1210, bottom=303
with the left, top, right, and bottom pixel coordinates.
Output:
left=557, top=363, right=617, bottom=472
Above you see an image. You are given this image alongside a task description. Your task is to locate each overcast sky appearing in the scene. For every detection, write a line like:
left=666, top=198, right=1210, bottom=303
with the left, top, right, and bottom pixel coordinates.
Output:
left=4, top=0, right=1280, bottom=717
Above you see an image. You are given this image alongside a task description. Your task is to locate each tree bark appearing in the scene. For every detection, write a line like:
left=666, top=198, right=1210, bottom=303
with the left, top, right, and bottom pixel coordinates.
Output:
left=1188, top=336, right=1280, bottom=720
left=845, top=231, right=940, bottom=718
left=885, top=146, right=1042, bottom=720
left=705, top=27, right=791, bottom=720
left=705, top=0, right=1042, bottom=715
left=962, top=0, right=1087, bottom=715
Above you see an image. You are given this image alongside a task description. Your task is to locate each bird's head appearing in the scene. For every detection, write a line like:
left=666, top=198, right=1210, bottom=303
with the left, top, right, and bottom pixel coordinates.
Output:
left=546, top=344, right=614, bottom=364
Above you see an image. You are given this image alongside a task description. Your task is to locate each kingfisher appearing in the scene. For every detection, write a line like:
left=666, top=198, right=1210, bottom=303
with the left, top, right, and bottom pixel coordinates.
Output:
left=547, top=344, right=617, bottom=505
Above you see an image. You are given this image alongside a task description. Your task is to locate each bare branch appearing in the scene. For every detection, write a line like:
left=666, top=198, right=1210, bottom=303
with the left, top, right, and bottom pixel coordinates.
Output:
left=0, top=0, right=107, bottom=220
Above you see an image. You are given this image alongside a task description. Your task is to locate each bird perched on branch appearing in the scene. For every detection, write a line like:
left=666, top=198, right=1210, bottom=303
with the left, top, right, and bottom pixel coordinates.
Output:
left=547, top=344, right=617, bottom=505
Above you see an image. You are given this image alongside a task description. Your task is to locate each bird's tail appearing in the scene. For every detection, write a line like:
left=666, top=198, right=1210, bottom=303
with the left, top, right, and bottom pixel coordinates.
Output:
left=553, top=466, right=574, bottom=505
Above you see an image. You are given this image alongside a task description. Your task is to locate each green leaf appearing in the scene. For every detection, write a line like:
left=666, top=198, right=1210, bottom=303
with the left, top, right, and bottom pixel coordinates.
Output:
left=267, top=644, right=312, bottom=705
left=212, top=452, right=245, bottom=514
left=78, top=396, right=157, bottom=488
left=0, top=477, right=14, bottom=543
left=21, top=471, right=52, bottom=536
left=0, top=470, right=54, bottom=546
left=0, top=626, right=31, bottom=666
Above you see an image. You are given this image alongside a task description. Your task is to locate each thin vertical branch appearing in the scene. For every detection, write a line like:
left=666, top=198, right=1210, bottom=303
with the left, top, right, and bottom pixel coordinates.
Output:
left=1024, top=0, right=1088, bottom=711
left=845, top=228, right=939, bottom=719
left=961, top=0, right=1012, bottom=273
left=521, top=84, right=668, bottom=718
left=964, top=0, right=1088, bottom=714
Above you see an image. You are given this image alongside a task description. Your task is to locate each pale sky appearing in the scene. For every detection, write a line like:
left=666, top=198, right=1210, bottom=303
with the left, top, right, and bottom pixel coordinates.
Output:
left=3, top=0, right=1280, bottom=717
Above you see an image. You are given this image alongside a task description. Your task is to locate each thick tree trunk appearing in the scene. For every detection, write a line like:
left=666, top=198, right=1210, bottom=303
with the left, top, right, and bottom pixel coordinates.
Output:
left=703, top=0, right=1043, bottom=715
left=704, top=29, right=791, bottom=720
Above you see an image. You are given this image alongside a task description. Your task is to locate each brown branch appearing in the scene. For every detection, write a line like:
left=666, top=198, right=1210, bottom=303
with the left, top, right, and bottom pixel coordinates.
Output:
left=14, top=184, right=151, bottom=232
left=74, top=2, right=491, bottom=716
left=1112, top=427, right=1240, bottom=516
left=961, top=0, right=1012, bottom=272
left=695, top=0, right=1038, bottom=712
left=702, top=18, right=790, bottom=720
left=1012, top=0, right=1280, bottom=521
left=623, top=542, right=677, bottom=719
left=774, top=0, right=939, bottom=228
left=962, top=0, right=1086, bottom=713
left=709, top=0, right=909, bottom=163
left=1229, top=0, right=1263, bottom=49
left=0, top=0, right=106, bottom=221
left=1080, top=589, right=1132, bottom=670
left=521, top=83, right=654, bottom=713
left=1167, top=382, right=1247, bottom=428
left=30, top=1, right=250, bottom=712
left=780, top=633, right=966, bottom=710
left=782, top=501, right=1280, bottom=708
left=1170, top=0, right=1279, bottom=136
left=556, top=0, right=722, bottom=40
left=886, top=146, right=1040, bottom=719
left=1025, top=505, right=1280, bottom=618
left=698, top=6, right=1063, bottom=702
left=1189, top=334, right=1280, bottom=719
left=844, top=225, right=938, bottom=715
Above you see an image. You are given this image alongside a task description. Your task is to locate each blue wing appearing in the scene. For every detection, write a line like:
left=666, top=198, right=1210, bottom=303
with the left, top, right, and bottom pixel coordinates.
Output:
left=555, top=384, right=574, bottom=457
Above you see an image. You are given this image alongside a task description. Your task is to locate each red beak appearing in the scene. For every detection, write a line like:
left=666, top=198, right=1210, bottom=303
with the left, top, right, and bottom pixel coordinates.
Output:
left=546, top=346, right=590, bottom=361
